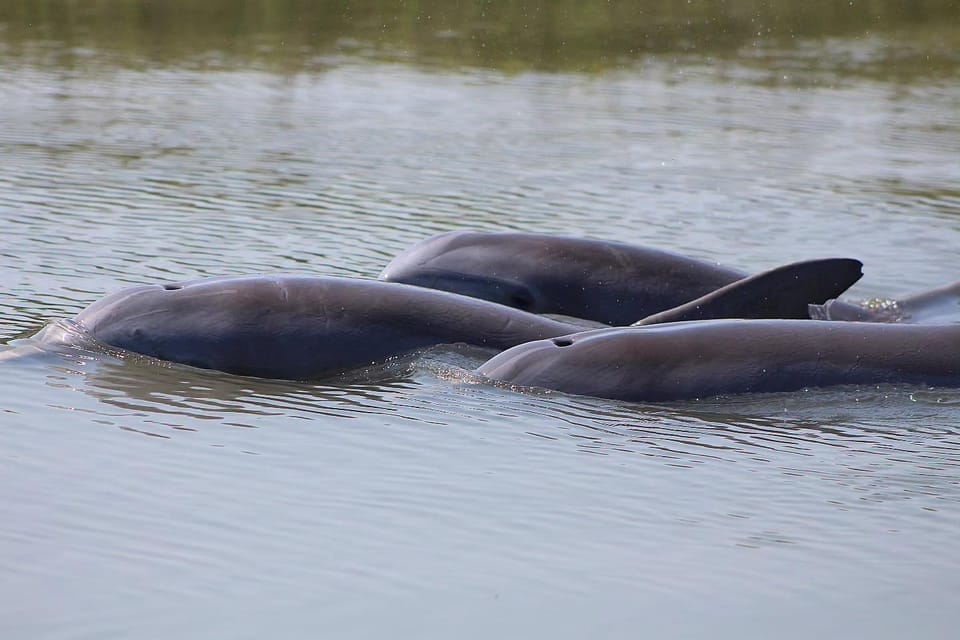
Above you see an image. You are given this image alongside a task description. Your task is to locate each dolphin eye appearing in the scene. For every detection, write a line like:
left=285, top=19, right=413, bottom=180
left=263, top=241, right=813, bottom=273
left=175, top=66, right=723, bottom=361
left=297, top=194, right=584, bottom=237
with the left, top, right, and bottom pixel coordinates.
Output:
left=552, top=338, right=573, bottom=347
left=163, top=284, right=182, bottom=291
left=508, top=290, right=535, bottom=311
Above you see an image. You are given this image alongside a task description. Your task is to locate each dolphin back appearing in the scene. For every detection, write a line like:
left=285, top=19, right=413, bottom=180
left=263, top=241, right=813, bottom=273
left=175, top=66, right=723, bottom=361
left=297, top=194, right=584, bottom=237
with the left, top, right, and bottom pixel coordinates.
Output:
left=381, top=230, right=746, bottom=324
left=477, top=320, right=960, bottom=402
left=69, top=275, right=580, bottom=380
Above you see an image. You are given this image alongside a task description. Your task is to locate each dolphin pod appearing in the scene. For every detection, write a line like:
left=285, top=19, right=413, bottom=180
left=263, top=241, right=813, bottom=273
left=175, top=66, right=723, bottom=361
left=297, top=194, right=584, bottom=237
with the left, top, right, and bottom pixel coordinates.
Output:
left=36, top=257, right=858, bottom=382
left=476, top=321, right=960, bottom=402
left=13, top=230, right=960, bottom=402
left=381, top=230, right=959, bottom=325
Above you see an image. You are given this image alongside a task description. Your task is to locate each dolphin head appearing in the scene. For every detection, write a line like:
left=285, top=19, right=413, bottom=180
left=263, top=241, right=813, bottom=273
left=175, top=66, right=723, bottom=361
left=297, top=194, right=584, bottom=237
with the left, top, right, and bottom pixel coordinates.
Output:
left=380, top=230, right=545, bottom=312
left=475, top=328, right=638, bottom=398
left=73, top=283, right=177, bottom=336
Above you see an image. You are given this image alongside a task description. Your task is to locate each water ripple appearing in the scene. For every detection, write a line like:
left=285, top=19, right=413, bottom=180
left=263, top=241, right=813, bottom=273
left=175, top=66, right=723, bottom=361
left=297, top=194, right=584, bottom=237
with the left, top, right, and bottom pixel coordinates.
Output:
left=1, top=46, right=960, bottom=638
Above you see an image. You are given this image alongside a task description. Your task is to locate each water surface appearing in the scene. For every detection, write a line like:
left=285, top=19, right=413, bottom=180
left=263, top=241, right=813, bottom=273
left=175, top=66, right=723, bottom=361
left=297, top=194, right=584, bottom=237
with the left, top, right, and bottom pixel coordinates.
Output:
left=1, top=2, right=959, bottom=638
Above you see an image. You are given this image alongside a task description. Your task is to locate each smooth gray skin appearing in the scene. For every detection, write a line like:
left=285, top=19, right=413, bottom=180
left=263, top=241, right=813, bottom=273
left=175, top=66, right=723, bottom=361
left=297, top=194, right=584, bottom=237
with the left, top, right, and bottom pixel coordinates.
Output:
left=476, top=320, right=960, bottom=402
left=633, top=258, right=863, bottom=325
left=65, top=275, right=582, bottom=380
left=380, top=230, right=744, bottom=325
left=43, top=261, right=861, bottom=381
left=381, top=230, right=960, bottom=325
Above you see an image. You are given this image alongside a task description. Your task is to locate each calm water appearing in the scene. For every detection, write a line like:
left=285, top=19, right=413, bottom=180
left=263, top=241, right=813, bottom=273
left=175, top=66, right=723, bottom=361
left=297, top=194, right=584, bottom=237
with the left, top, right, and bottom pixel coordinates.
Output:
left=2, top=2, right=960, bottom=638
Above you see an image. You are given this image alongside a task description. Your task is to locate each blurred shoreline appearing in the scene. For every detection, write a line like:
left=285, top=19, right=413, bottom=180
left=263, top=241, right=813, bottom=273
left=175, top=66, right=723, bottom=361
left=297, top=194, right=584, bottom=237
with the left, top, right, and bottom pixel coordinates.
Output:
left=0, top=0, right=957, bottom=77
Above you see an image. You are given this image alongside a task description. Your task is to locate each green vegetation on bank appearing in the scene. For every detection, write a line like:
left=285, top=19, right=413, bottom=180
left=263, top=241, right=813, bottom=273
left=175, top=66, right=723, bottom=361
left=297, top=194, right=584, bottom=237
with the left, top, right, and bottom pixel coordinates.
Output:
left=0, top=0, right=957, bottom=74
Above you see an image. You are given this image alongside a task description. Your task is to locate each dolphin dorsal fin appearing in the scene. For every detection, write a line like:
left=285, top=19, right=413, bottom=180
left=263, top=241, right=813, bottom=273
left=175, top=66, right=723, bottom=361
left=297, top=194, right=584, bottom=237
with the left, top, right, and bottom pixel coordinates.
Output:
left=632, top=258, right=863, bottom=326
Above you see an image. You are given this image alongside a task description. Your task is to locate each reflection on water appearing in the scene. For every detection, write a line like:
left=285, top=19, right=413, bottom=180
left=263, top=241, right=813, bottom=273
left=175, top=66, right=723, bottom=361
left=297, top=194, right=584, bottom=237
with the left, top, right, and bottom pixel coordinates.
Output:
left=2, top=1, right=960, bottom=637
left=4, top=327, right=960, bottom=636
left=18, top=323, right=960, bottom=476
left=69, top=352, right=424, bottom=428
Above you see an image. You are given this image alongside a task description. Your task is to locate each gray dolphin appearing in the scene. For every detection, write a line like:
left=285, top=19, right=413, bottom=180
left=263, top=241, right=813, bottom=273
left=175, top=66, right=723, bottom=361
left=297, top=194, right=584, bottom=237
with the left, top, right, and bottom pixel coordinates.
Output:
left=380, top=230, right=744, bottom=324
left=56, top=275, right=581, bottom=380
left=476, top=320, right=960, bottom=402
left=27, top=261, right=860, bottom=381
left=381, top=231, right=959, bottom=325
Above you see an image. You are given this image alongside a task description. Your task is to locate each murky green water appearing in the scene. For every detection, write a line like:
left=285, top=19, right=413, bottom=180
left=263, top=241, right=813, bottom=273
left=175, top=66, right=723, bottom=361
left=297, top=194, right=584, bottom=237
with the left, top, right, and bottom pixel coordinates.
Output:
left=2, top=2, right=959, bottom=638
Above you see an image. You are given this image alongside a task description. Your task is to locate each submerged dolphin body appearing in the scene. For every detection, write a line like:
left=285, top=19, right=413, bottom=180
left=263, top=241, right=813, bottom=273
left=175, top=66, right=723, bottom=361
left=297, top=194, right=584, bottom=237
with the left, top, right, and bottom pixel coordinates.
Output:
left=476, top=320, right=960, bottom=402
left=381, top=231, right=960, bottom=325
left=811, top=280, right=960, bottom=324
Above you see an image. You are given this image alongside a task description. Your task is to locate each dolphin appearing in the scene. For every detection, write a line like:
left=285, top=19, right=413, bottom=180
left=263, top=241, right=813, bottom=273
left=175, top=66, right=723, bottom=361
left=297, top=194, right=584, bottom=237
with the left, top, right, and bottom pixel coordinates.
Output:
left=54, top=275, right=579, bottom=380
left=380, top=230, right=746, bottom=324
left=25, top=263, right=861, bottom=381
left=476, top=320, right=960, bottom=402
left=381, top=230, right=960, bottom=325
